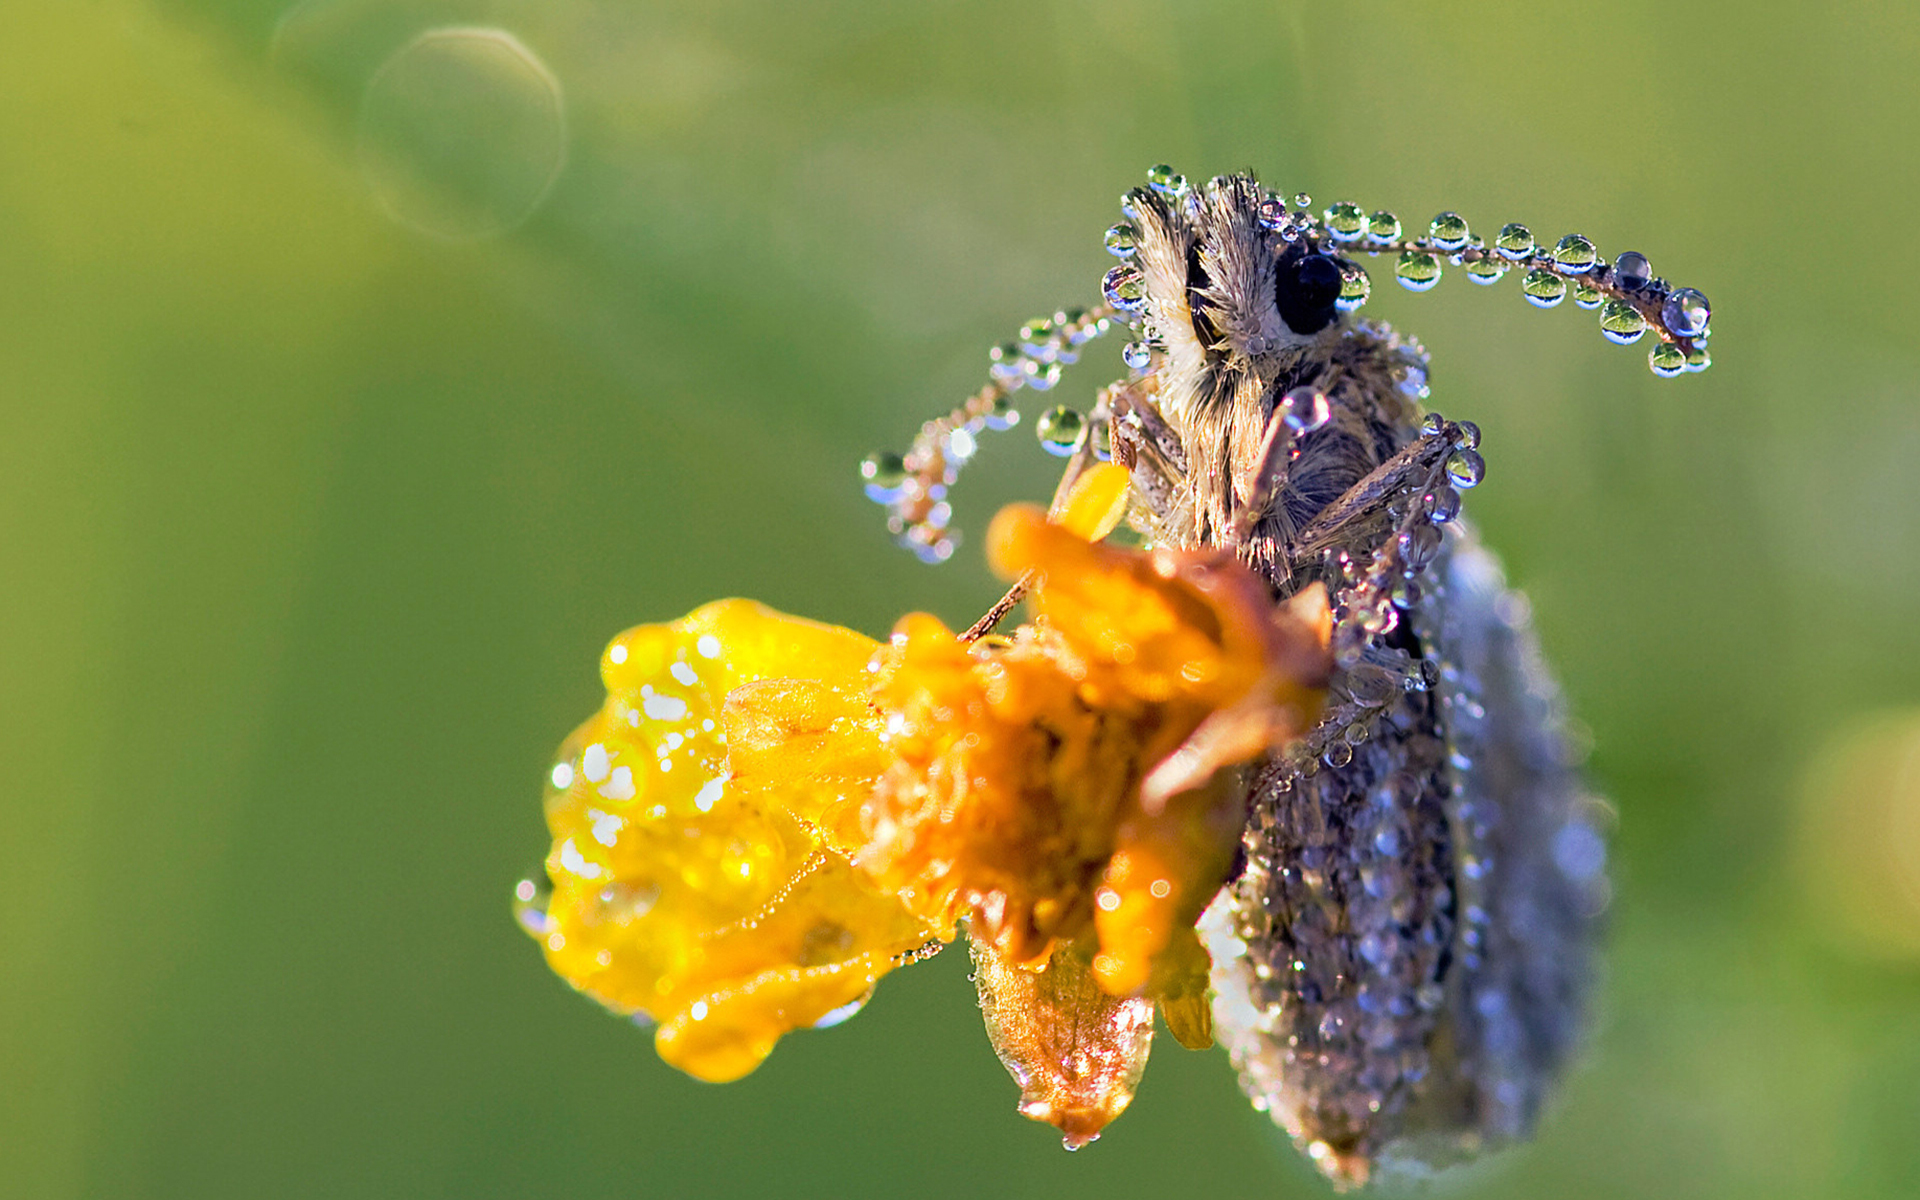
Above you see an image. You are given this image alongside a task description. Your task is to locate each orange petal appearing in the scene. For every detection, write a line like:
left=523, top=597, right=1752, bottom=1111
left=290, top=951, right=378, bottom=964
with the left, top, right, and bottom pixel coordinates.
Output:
left=971, top=934, right=1155, bottom=1150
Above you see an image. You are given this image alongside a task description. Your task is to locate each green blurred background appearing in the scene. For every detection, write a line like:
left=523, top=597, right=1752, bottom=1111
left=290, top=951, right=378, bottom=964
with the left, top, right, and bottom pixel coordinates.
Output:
left=6, top=1, right=1919, bottom=1197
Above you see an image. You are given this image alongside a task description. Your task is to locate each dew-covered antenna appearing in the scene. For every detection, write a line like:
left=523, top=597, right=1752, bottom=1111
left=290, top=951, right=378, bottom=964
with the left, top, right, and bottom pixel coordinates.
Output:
left=860, top=307, right=1116, bottom=562
left=863, top=164, right=1713, bottom=562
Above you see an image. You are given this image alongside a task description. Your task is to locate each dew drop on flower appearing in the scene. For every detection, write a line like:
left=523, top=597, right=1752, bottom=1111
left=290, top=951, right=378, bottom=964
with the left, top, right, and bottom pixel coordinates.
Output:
left=1104, top=224, right=1138, bottom=258
left=1648, top=341, right=1687, bottom=377
left=1571, top=279, right=1603, bottom=309
left=1366, top=210, right=1402, bottom=245
left=1121, top=341, right=1151, bottom=370
left=513, top=875, right=555, bottom=937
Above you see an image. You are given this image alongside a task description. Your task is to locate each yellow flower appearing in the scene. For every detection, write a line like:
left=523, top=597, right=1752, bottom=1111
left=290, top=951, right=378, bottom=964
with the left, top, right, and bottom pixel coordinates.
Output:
left=534, top=600, right=941, bottom=1084
left=524, top=466, right=1331, bottom=1141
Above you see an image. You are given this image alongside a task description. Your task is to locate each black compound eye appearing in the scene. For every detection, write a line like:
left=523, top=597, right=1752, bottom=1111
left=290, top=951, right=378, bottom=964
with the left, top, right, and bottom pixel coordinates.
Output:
left=1277, top=253, right=1344, bottom=335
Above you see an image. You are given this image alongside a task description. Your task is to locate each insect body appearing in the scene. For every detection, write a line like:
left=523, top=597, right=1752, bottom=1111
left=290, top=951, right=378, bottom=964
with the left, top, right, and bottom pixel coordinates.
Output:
left=861, top=167, right=1700, bottom=1184
left=525, top=164, right=1707, bottom=1191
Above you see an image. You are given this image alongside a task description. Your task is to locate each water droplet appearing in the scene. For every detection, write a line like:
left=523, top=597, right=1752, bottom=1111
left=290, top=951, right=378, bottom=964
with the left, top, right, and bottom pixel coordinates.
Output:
left=1428, top=212, right=1470, bottom=252
left=1360, top=603, right=1399, bottom=636
left=1324, top=201, right=1366, bottom=243
left=1104, top=223, right=1138, bottom=258
left=1145, top=164, right=1187, bottom=195
left=1570, top=279, right=1602, bottom=309
left=989, top=341, right=1026, bottom=384
left=985, top=393, right=1019, bottom=430
left=1324, top=742, right=1354, bottom=768
left=1336, top=262, right=1372, bottom=311
left=1366, top=210, right=1402, bottom=245
left=812, top=995, right=868, bottom=1029
left=1420, top=413, right=1446, bottom=437
left=1281, top=386, right=1332, bottom=433
left=1346, top=665, right=1400, bottom=706
left=1445, top=448, right=1486, bottom=489
left=1522, top=268, right=1567, bottom=307
left=1019, top=317, right=1057, bottom=355
left=1685, top=344, right=1712, bottom=373
left=1024, top=360, right=1063, bottom=390
left=1036, top=406, right=1086, bottom=456
left=1425, top=484, right=1462, bottom=524
left=1648, top=341, right=1686, bottom=377
left=1257, top=197, right=1289, bottom=230
left=1599, top=299, right=1648, bottom=344
left=595, top=879, right=660, bottom=922
left=1662, top=287, right=1711, bottom=338
left=1613, top=251, right=1652, bottom=289
left=1102, top=265, right=1146, bottom=314
left=1122, top=340, right=1152, bottom=370
left=1090, top=421, right=1113, bottom=461
left=1398, top=523, right=1443, bottom=568
left=357, top=28, right=568, bottom=241
left=908, top=534, right=956, bottom=564
left=861, top=451, right=907, bottom=499
left=513, top=876, right=554, bottom=937
left=1495, top=222, right=1534, bottom=260
left=1395, top=250, right=1441, bottom=291
left=1465, top=254, right=1507, bottom=285
left=1552, top=234, right=1597, bottom=274
left=1454, top=420, right=1481, bottom=450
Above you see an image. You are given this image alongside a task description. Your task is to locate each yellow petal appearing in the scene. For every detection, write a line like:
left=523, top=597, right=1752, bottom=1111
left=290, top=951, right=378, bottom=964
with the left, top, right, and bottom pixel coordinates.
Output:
left=528, top=600, right=942, bottom=1083
left=1049, top=461, right=1132, bottom=542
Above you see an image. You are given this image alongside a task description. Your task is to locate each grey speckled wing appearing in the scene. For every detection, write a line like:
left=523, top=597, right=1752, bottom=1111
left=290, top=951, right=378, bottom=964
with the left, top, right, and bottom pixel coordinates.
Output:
left=1203, top=525, right=1606, bottom=1187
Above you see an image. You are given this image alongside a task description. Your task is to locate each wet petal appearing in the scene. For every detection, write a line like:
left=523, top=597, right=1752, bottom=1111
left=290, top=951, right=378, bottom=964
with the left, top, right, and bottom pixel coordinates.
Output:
left=971, top=934, right=1155, bottom=1150
left=528, top=600, right=942, bottom=1083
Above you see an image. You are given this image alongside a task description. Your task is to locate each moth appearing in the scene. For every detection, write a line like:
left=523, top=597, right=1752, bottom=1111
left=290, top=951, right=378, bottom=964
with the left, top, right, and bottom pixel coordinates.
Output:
left=856, top=166, right=1709, bottom=1185
left=521, top=165, right=1710, bottom=1191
